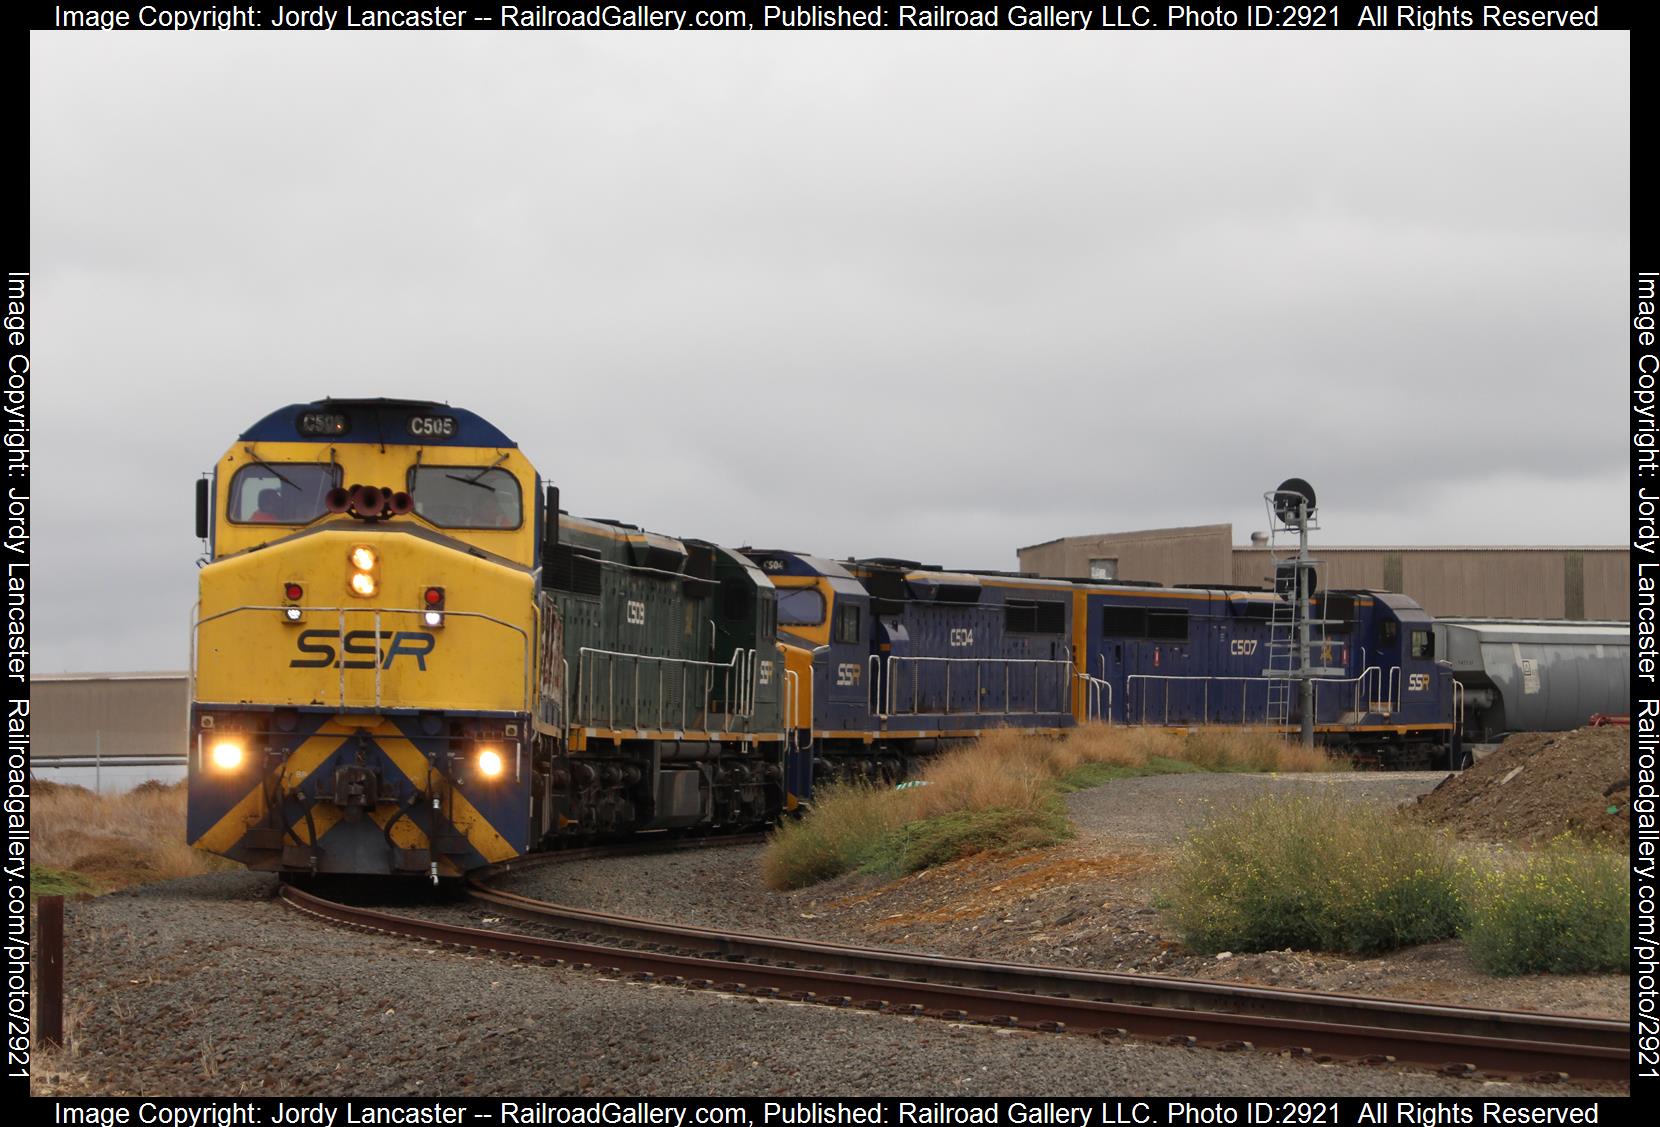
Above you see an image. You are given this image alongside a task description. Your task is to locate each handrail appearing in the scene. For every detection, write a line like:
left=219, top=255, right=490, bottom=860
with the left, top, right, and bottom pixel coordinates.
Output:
left=883, top=655, right=1074, bottom=718
left=1126, top=673, right=1257, bottom=726
left=782, top=668, right=797, bottom=751
left=1075, top=673, right=1111, bottom=723
left=1308, top=668, right=1382, bottom=720
left=575, top=646, right=750, bottom=733
left=1125, top=666, right=1403, bottom=728
left=193, top=603, right=532, bottom=713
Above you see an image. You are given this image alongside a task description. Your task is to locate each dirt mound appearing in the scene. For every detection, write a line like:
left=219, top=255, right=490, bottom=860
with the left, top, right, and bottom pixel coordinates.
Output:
left=130, top=778, right=186, bottom=795
left=1410, top=726, right=1629, bottom=845
left=31, top=778, right=94, bottom=798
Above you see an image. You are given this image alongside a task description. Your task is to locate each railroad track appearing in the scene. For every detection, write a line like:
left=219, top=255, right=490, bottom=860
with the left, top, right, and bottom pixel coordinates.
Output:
left=278, top=841, right=1630, bottom=1085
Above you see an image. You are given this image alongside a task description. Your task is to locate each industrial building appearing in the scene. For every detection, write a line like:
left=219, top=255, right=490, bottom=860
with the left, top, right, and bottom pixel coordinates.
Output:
left=30, top=672, right=189, bottom=761
left=1017, top=525, right=1629, bottom=621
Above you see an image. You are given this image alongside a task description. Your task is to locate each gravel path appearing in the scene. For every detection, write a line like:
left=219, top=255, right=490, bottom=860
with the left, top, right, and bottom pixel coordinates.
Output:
left=1061, top=771, right=1451, bottom=847
left=36, top=870, right=1612, bottom=1097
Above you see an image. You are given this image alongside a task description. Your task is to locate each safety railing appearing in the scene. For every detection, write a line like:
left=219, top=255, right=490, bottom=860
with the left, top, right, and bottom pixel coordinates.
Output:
left=879, top=655, right=1075, bottom=718
left=1124, top=667, right=1402, bottom=728
left=1309, top=667, right=1383, bottom=720
left=574, top=646, right=755, bottom=733
left=1126, top=674, right=1276, bottom=727
left=1077, top=674, right=1111, bottom=723
left=192, top=604, right=532, bottom=713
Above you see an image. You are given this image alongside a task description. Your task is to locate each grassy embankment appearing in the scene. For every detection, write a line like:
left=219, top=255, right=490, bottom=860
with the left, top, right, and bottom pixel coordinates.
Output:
left=1165, top=793, right=1630, bottom=974
left=31, top=779, right=235, bottom=896
left=760, top=724, right=1340, bottom=891
left=763, top=728, right=1628, bottom=975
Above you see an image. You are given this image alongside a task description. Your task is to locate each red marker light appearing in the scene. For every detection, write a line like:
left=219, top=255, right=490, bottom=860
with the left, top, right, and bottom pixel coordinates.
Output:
left=424, top=587, right=444, bottom=606
left=284, top=583, right=304, bottom=601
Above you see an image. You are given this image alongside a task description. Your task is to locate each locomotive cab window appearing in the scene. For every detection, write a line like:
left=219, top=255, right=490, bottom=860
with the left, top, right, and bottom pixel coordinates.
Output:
left=408, top=466, right=523, bottom=529
left=834, top=602, right=861, bottom=644
left=776, top=588, right=825, bottom=626
left=227, top=463, right=340, bottom=524
left=1410, top=630, right=1433, bottom=660
left=1380, top=620, right=1399, bottom=647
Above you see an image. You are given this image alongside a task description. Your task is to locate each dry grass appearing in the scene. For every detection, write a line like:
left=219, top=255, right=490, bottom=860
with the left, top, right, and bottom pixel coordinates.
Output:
left=1166, top=792, right=1466, bottom=955
left=763, top=723, right=1343, bottom=889
left=32, top=779, right=235, bottom=894
left=1064, top=723, right=1346, bottom=773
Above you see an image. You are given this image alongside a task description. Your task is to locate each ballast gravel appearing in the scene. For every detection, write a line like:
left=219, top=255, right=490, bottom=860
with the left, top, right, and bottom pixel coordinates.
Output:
left=42, top=865, right=1613, bottom=1096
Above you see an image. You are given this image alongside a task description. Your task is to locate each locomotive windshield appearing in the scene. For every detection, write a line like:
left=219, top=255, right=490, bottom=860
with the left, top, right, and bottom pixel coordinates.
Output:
left=775, top=587, right=825, bottom=626
left=409, top=465, right=523, bottom=529
left=227, top=463, right=339, bottom=524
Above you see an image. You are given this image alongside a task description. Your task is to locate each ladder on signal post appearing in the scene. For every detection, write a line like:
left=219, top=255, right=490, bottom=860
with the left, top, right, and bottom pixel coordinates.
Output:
left=1260, top=479, right=1340, bottom=744
left=1264, top=589, right=1297, bottom=728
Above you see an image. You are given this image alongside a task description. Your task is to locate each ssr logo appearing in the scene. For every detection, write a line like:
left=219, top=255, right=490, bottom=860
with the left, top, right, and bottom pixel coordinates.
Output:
left=291, top=630, right=436, bottom=670
left=1407, top=672, right=1431, bottom=692
left=758, top=660, right=773, bottom=687
left=949, top=628, right=974, bottom=648
left=835, top=663, right=861, bottom=687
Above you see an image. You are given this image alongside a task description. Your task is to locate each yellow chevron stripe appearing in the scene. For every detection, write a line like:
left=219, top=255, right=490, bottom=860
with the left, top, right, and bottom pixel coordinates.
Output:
left=192, top=784, right=267, bottom=855
left=199, top=716, right=518, bottom=866
left=197, top=719, right=360, bottom=854
left=355, top=719, right=519, bottom=864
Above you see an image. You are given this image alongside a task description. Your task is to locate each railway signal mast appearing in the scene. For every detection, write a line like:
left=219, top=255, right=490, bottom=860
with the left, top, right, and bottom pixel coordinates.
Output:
left=1264, top=478, right=1329, bottom=747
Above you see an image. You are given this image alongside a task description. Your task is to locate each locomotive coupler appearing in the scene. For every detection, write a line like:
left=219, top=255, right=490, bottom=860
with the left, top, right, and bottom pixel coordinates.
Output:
left=331, top=764, right=381, bottom=820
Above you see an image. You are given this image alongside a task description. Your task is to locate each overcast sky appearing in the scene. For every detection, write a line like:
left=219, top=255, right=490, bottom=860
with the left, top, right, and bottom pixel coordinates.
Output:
left=30, top=30, right=1629, bottom=673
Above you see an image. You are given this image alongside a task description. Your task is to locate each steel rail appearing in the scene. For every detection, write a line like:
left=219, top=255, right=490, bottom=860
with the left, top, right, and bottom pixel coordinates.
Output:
left=462, top=876, right=1622, bottom=1053
left=280, top=880, right=1628, bottom=1084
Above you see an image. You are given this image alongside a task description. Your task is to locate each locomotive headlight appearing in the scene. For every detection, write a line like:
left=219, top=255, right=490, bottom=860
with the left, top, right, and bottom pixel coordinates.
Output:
left=347, top=545, right=380, bottom=597
left=423, top=610, right=444, bottom=628
left=210, top=740, right=245, bottom=771
left=346, top=547, right=380, bottom=600
left=284, top=607, right=303, bottom=622
left=477, top=747, right=505, bottom=778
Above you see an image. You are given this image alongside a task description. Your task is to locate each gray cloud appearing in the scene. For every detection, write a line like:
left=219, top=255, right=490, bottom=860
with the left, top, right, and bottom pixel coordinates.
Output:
left=29, top=30, right=1629, bottom=671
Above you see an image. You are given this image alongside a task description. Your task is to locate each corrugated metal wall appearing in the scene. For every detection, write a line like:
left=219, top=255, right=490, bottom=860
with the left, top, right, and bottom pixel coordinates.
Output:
left=1230, top=547, right=1628, bottom=619
left=1019, top=527, right=1629, bottom=620
left=30, top=675, right=189, bottom=760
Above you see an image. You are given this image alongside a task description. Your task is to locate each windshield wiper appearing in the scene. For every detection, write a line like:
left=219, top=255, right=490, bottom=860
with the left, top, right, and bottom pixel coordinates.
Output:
left=446, top=452, right=509, bottom=489
left=242, top=447, right=298, bottom=489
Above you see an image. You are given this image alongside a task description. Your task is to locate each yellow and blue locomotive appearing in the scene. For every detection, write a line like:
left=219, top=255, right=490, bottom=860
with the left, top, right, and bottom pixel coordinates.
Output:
left=189, top=399, right=1461, bottom=879
left=187, top=399, right=788, bottom=878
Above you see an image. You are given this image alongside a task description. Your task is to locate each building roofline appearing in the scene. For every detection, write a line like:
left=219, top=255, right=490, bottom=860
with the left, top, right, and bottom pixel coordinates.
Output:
left=1018, top=524, right=1233, bottom=553
left=1231, top=545, right=1629, bottom=553
left=31, top=672, right=189, bottom=683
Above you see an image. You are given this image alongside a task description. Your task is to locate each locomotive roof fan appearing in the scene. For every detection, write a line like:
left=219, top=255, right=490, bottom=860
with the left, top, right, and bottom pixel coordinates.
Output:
left=1272, top=477, right=1317, bottom=528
